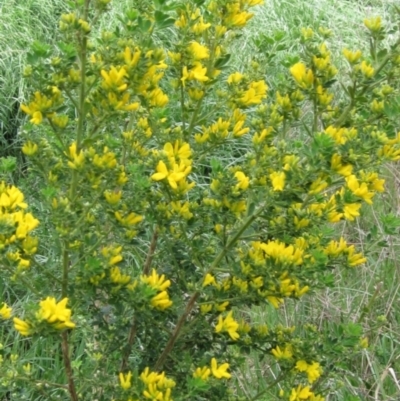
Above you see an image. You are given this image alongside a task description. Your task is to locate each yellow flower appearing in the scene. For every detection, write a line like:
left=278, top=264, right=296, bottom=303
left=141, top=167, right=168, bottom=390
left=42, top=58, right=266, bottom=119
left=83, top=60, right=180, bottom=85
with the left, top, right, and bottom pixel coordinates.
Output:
left=188, top=41, right=210, bottom=60
left=123, top=46, right=141, bottom=69
left=343, top=48, right=362, bottom=64
left=119, top=371, right=132, bottom=390
left=371, top=99, right=384, bottom=113
left=271, top=344, right=293, bottom=359
left=240, top=80, right=268, bottom=106
left=110, top=267, right=131, bottom=285
left=290, top=62, right=314, bottom=89
left=269, top=171, right=286, bottom=191
left=21, top=142, right=38, bottom=157
left=215, top=311, right=240, bottom=340
left=313, top=55, right=330, bottom=71
left=104, top=190, right=122, bottom=205
left=290, top=384, right=313, bottom=401
left=234, top=171, right=249, bottom=190
left=203, top=273, right=216, bottom=287
left=188, top=88, right=204, bottom=100
left=101, top=66, right=127, bottom=92
left=346, top=175, right=374, bottom=204
left=192, top=17, right=211, bottom=34
left=276, top=91, right=292, bottom=111
left=149, top=87, right=169, bottom=107
left=360, top=337, right=369, bottom=348
left=78, top=18, right=90, bottom=33
left=151, top=161, right=169, bottom=180
left=210, top=358, right=231, bottom=379
left=309, top=177, right=328, bottom=195
left=151, top=160, right=191, bottom=190
left=66, top=142, right=85, bottom=169
left=150, top=291, right=173, bottom=310
left=0, top=303, right=12, bottom=319
left=141, top=269, right=171, bottom=292
left=175, top=14, right=187, bottom=28
left=215, top=301, right=230, bottom=312
left=181, top=63, right=209, bottom=86
left=115, top=211, right=143, bottom=226
left=37, top=297, right=75, bottom=329
left=331, top=154, right=353, bottom=176
left=301, top=27, right=314, bottom=40
left=359, top=61, right=374, bottom=78
left=296, top=360, right=323, bottom=383
left=227, top=72, right=244, bottom=84
left=200, top=304, right=213, bottom=314
left=193, top=366, right=211, bottom=380
left=50, top=114, right=69, bottom=128
left=364, top=16, right=382, bottom=32
left=164, top=141, right=192, bottom=163
left=20, top=91, right=54, bottom=124
left=13, top=317, right=31, bottom=336
left=0, top=185, right=27, bottom=209
left=343, top=203, right=361, bottom=221
left=347, top=246, right=367, bottom=266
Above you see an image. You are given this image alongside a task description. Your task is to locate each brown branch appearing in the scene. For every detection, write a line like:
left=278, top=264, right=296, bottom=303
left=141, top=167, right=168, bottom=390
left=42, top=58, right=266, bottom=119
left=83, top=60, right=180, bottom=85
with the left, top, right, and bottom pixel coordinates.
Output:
left=143, top=228, right=158, bottom=275
left=120, top=228, right=158, bottom=371
left=153, top=291, right=200, bottom=371
left=61, top=332, right=79, bottom=401
left=120, top=318, right=137, bottom=372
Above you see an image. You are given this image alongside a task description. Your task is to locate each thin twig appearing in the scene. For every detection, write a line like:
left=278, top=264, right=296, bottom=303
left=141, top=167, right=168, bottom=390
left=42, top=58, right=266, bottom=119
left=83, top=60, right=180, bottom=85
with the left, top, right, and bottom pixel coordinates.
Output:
left=143, top=228, right=158, bottom=275
left=153, top=291, right=200, bottom=371
left=61, top=332, right=79, bottom=401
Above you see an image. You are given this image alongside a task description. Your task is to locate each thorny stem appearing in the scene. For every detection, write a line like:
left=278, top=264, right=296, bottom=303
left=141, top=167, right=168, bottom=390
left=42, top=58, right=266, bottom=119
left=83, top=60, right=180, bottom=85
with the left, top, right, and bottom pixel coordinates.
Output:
left=143, top=228, right=159, bottom=275
left=153, top=291, right=200, bottom=371
left=70, top=2, right=89, bottom=200
left=62, top=4, right=91, bottom=400
left=153, top=203, right=265, bottom=370
left=62, top=247, right=69, bottom=298
left=180, top=75, right=186, bottom=131
left=209, top=204, right=264, bottom=271
left=120, top=228, right=159, bottom=371
left=62, top=332, right=79, bottom=401
left=120, top=319, right=137, bottom=372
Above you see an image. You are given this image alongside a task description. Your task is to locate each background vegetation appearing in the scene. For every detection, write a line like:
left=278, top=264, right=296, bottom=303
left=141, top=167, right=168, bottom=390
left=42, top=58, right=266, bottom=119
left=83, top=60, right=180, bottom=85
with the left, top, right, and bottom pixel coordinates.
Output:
left=0, top=0, right=399, bottom=400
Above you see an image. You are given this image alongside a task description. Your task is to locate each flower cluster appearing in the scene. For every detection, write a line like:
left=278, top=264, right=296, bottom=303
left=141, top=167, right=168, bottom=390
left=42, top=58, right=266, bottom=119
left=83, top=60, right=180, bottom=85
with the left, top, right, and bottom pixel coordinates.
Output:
left=0, top=183, right=39, bottom=273
left=118, top=368, right=176, bottom=401
left=141, top=269, right=173, bottom=310
left=193, top=358, right=231, bottom=380
left=13, top=297, right=75, bottom=336
left=151, top=141, right=194, bottom=193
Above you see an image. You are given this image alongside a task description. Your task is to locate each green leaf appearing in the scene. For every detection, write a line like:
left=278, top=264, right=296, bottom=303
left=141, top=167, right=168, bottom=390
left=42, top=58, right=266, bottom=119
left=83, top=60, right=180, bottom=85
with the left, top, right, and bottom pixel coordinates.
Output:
left=31, top=40, right=51, bottom=57
left=0, top=156, right=17, bottom=173
left=126, top=10, right=138, bottom=21
left=41, top=186, right=57, bottom=199
left=381, top=213, right=400, bottom=235
left=154, top=11, right=175, bottom=29
left=342, top=322, right=363, bottom=337
left=153, top=0, right=167, bottom=7
left=57, top=42, right=77, bottom=59
left=210, top=158, right=222, bottom=173
left=138, top=17, right=153, bottom=32
left=214, top=54, right=231, bottom=69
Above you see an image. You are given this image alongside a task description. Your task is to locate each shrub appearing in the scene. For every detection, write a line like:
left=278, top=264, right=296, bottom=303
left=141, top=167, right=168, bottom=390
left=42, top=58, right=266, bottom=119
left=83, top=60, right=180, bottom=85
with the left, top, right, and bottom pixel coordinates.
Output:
left=1, top=1, right=400, bottom=400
